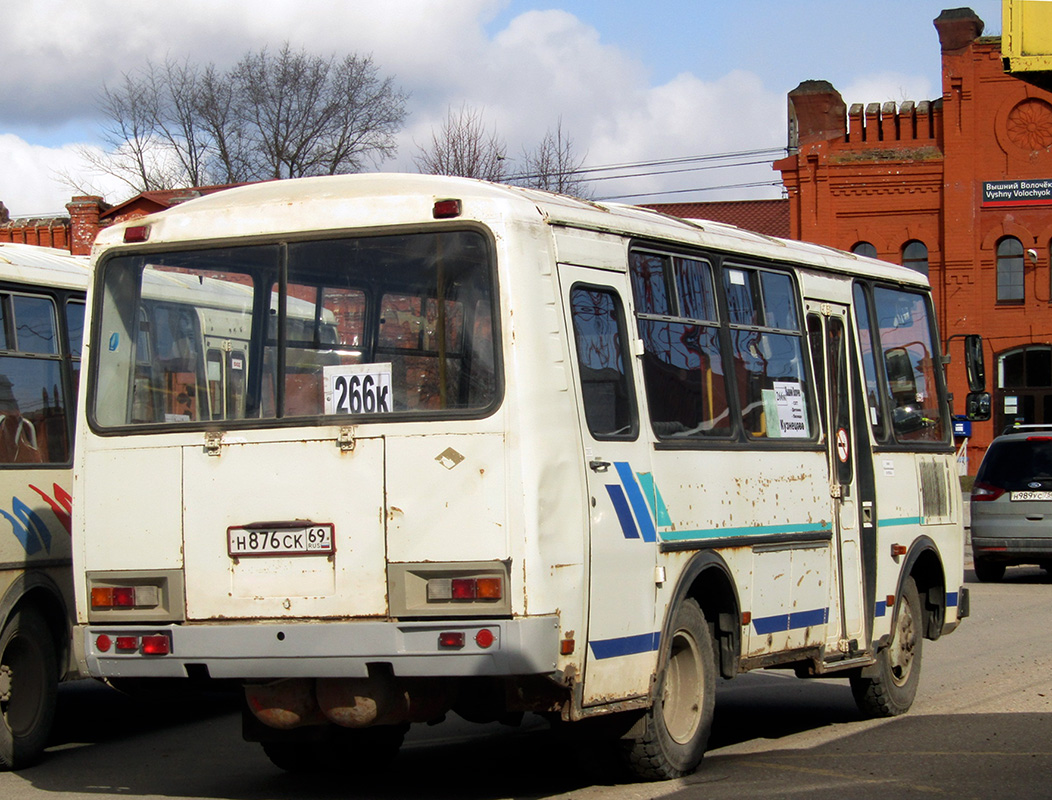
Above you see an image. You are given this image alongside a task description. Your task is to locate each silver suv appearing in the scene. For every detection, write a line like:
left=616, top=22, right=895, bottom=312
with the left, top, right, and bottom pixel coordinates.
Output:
left=971, top=426, right=1052, bottom=581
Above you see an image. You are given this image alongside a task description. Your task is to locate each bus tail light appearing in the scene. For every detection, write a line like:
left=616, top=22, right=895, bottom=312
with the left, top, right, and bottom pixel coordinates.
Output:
left=141, top=634, right=171, bottom=655
left=438, top=631, right=465, bottom=648
left=389, top=562, right=511, bottom=617
left=91, top=586, right=137, bottom=608
left=426, top=576, right=503, bottom=602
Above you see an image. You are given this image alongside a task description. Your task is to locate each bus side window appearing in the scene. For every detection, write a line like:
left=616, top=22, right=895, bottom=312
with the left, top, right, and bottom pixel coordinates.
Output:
left=871, top=287, right=947, bottom=443
left=630, top=251, right=730, bottom=438
left=569, top=286, right=637, bottom=439
left=0, top=293, right=71, bottom=463
left=852, top=283, right=886, bottom=438
left=724, top=267, right=811, bottom=440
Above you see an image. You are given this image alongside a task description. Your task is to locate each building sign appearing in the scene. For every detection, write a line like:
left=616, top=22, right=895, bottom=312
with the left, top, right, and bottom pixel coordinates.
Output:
left=983, top=179, right=1052, bottom=206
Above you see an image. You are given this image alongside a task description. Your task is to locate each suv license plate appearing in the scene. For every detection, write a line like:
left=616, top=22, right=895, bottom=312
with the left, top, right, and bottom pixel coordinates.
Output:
left=228, top=524, right=335, bottom=557
left=1011, top=491, right=1052, bottom=501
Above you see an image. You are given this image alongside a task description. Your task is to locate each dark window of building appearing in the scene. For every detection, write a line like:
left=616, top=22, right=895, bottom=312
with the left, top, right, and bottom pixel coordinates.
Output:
left=997, top=236, right=1025, bottom=303
left=902, top=240, right=929, bottom=277
left=998, top=345, right=1052, bottom=430
left=852, top=242, right=877, bottom=259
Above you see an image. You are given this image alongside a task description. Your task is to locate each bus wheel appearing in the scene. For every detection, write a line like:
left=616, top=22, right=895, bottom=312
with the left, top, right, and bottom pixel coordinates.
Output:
left=621, top=598, right=715, bottom=781
left=851, top=577, right=922, bottom=718
left=0, top=606, right=59, bottom=770
left=973, top=557, right=1005, bottom=583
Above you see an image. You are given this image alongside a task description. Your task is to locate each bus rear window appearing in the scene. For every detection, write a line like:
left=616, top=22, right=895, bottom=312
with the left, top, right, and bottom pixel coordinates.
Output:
left=91, top=230, right=498, bottom=428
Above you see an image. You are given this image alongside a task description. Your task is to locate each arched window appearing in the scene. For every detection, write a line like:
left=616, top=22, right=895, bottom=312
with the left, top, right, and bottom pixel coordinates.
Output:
left=852, top=241, right=877, bottom=259
left=901, top=240, right=928, bottom=277
left=997, top=236, right=1025, bottom=302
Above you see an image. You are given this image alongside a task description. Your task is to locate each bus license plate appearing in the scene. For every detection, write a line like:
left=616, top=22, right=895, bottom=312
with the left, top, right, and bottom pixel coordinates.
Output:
left=1011, top=491, right=1052, bottom=501
left=227, top=524, right=335, bottom=557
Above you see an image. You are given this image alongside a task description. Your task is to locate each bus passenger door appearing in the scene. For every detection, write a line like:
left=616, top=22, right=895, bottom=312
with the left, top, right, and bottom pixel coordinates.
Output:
left=807, top=305, right=870, bottom=657
left=559, top=265, right=657, bottom=707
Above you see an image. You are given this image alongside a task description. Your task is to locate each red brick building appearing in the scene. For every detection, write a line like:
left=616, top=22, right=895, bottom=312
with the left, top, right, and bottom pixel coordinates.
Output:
left=774, top=7, right=1052, bottom=471
left=0, top=186, right=235, bottom=255
left=643, top=199, right=790, bottom=238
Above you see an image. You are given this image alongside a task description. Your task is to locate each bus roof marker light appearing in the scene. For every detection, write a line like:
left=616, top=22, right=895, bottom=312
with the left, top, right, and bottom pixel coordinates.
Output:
left=433, top=199, right=461, bottom=219
left=124, top=224, right=150, bottom=243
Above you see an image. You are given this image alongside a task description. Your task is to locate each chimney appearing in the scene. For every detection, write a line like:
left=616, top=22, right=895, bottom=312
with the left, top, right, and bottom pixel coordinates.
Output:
left=933, top=7, right=984, bottom=53
left=788, top=80, right=847, bottom=150
left=66, top=196, right=107, bottom=256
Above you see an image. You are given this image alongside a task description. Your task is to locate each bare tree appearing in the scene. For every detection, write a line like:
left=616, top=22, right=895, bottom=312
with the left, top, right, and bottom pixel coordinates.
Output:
left=517, top=120, right=591, bottom=198
left=62, top=44, right=408, bottom=194
left=62, top=70, right=186, bottom=193
left=229, top=45, right=407, bottom=180
left=414, top=105, right=508, bottom=182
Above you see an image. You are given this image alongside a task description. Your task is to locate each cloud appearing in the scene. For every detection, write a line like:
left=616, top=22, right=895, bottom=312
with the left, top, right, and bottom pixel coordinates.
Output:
left=839, top=73, right=937, bottom=109
left=0, top=2, right=789, bottom=212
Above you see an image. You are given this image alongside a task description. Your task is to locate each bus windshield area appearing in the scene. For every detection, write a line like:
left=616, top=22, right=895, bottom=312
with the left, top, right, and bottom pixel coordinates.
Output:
left=91, top=230, right=498, bottom=428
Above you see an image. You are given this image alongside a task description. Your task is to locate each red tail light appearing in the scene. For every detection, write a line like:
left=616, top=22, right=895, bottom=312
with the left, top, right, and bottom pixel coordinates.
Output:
left=91, top=586, right=136, bottom=608
left=141, top=634, right=170, bottom=655
left=971, top=481, right=1005, bottom=501
left=438, top=632, right=465, bottom=648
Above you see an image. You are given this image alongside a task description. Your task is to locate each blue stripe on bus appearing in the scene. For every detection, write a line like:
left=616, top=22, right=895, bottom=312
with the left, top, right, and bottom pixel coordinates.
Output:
left=660, top=521, right=833, bottom=541
left=589, top=631, right=661, bottom=659
left=635, top=471, right=672, bottom=528
left=614, top=462, right=657, bottom=542
left=605, top=485, right=639, bottom=539
left=877, top=591, right=956, bottom=619
left=752, top=607, right=829, bottom=634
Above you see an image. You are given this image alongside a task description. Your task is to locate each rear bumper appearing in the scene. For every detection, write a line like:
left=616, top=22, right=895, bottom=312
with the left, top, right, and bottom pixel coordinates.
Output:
left=971, top=536, right=1052, bottom=562
left=81, top=615, right=560, bottom=680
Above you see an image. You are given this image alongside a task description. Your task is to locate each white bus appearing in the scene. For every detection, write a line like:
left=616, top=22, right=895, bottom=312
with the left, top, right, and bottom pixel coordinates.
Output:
left=73, top=174, right=987, bottom=780
left=0, top=243, right=88, bottom=769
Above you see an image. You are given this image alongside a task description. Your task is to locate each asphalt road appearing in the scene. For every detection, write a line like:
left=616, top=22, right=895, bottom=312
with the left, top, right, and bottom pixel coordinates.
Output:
left=4, top=563, right=1052, bottom=800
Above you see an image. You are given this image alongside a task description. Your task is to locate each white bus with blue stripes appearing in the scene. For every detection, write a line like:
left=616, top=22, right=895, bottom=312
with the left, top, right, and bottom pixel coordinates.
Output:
left=72, top=174, right=988, bottom=780
left=0, top=243, right=88, bottom=769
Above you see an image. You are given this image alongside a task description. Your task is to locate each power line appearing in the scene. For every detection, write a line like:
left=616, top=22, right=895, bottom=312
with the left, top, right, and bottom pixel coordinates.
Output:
left=600, top=180, right=785, bottom=202
left=506, top=146, right=787, bottom=184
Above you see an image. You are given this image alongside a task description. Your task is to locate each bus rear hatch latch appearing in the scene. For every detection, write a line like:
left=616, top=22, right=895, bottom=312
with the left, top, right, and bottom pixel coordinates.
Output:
left=338, top=426, right=356, bottom=453
left=204, top=431, right=223, bottom=456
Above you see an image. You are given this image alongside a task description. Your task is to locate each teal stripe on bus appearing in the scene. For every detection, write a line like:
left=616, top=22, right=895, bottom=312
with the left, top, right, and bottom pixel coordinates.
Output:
left=659, top=521, right=833, bottom=542
left=878, top=516, right=923, bottom=528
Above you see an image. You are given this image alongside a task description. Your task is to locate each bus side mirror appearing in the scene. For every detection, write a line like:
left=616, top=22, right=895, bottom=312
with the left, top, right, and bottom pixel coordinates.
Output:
left=966, top=391, right=991, bottom=421
left=964, top=334, right=985, bottom=393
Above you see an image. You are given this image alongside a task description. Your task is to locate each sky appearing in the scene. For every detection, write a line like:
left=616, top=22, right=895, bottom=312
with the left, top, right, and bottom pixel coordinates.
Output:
left=0, top=0, right=1004, bottom=217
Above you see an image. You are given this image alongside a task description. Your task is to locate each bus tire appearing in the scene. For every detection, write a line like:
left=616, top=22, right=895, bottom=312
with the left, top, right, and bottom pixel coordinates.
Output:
left=621, top=598, right=715, bottom=781
left=851, top=576, right=922, bottom=718
left=0, top=606, right=59, bottom=770
left=972, top=557, right=1005, bottom=583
